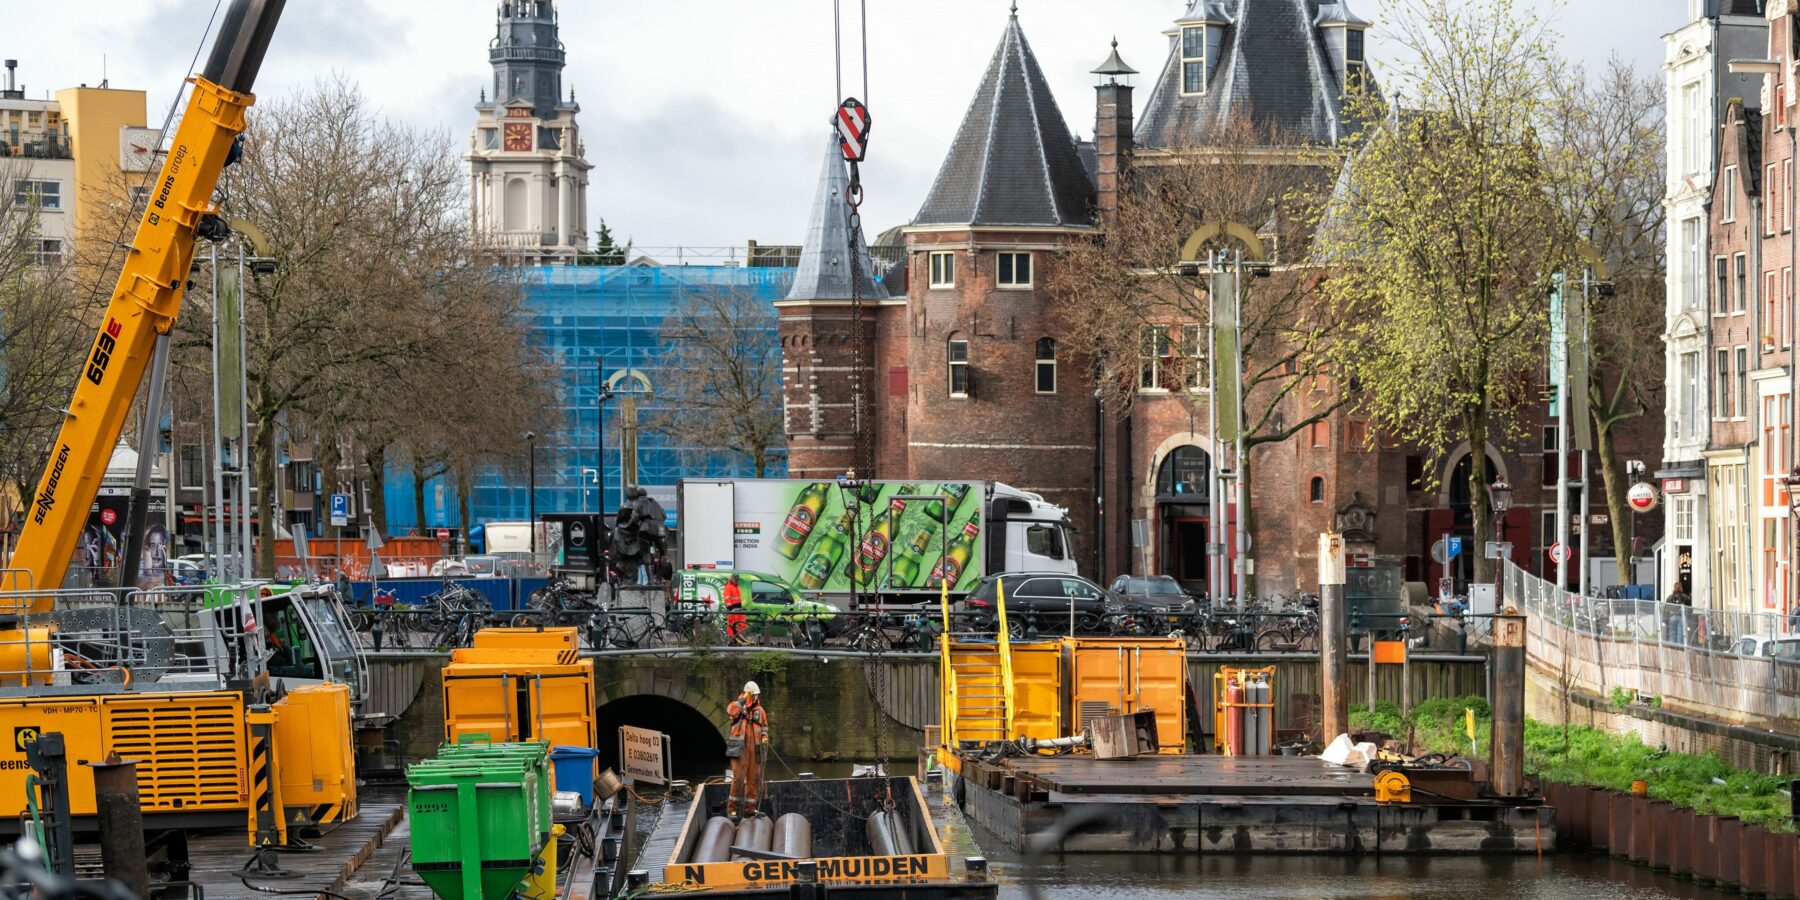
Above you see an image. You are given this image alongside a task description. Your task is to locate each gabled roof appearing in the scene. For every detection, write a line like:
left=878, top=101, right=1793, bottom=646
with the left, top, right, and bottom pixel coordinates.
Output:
left=911, top=10, right=1096, bottom=228
left=1137, top=0, right=1378, bottom=148
left=787, top=131, right=888, bottom=302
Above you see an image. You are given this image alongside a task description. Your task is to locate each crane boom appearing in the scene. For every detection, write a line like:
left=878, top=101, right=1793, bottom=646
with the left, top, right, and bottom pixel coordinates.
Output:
left=4, top=0, right=286, bottom=606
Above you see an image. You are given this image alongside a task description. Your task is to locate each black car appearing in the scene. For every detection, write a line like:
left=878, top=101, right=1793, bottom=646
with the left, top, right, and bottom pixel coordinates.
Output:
left=1107, top=575, right=1198, bottom=613
left=960, top=572, right=1114, bottom=636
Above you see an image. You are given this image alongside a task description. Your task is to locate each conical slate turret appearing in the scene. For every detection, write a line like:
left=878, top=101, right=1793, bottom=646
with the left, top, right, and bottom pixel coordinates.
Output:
left=786, top=131, right=887, bottom=302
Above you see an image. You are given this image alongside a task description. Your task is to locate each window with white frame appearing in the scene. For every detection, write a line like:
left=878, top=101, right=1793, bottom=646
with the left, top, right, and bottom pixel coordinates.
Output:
left=1736, top=253, right=1748, bottom=312
left=1684, top=218, right=1703, bottom=310
left=1035, top=338, right=1056, bottom=394
left=1671, top=495, right=1696, bottom=544
left=1737, top=346, right=1749, bottom=418
left=12, top=179, right=60, bottom=209
left=1769, top=164, right=1782, bottom=235
left=947, top=336, right=970, bottom=397
left=928, top=251, right=955, bottom=288
left=1180, top=324, right=1207, bottom=391
left=1723, top=165, right=1738, bottom=222
left=26, top=239, right=62, bottom=266
left=997, top=251, right=1032, bottom=288
left=1345, top=29, right=1366, bottom=91
left=1716, top=256, right=1730, bottom=315
left=1679, top=351, right=1700, bottom=440
left=1181, top=26, right=1207, bottom=94
left=1139, top=325, right=1171, bottom=391
left=1718, top=348, right=1733, bottom=419
left=1684, top=82, right=1703, bottom=175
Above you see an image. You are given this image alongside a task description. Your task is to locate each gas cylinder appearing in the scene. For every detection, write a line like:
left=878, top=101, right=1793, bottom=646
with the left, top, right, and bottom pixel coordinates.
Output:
left=1247, top=675, right=1268, bottom=755
left=1223, top=674, right=1245, bottom=756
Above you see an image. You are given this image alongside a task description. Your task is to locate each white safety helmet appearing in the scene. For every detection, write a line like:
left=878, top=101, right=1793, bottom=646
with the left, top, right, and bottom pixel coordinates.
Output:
left=743, top=681, right=761, bottom=696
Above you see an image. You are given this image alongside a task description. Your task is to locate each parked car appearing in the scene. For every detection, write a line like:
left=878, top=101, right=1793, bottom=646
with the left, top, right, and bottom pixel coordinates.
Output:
left=169, top=557, right=208, bottom=585
left=1108, top=575, right=1197, bottom=612
left=1730, top=633, right=1800, bottom=660
left=674, top=569, right=843, bottom=638
left=960, top=572, right=1114, bottom=635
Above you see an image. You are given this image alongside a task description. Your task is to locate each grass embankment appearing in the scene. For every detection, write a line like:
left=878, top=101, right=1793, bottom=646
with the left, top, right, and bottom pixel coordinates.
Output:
left=1349, top=696, right=1795, bottom=831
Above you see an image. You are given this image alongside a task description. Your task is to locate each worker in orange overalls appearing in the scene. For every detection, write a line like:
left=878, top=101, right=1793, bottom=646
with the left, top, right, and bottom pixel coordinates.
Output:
left=726, top=680, right=769, bottom=818
left=723, top=574, right=747, bottom=644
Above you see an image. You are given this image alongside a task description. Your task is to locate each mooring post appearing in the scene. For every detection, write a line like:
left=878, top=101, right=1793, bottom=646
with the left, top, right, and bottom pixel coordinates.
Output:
left=1491, top=608, right=1527, bottom=798
left=89, top=754, right=151, bottom=900
left=1318, top=532, right=1348, bottom=742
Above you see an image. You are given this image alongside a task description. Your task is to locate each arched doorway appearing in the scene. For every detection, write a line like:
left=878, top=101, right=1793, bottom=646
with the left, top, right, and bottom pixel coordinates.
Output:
left=1155, top=445, right=1214, bottom=593
left=1425, top=450, right=1528, bottom=589
left=597, top=695, right=727, bottom=781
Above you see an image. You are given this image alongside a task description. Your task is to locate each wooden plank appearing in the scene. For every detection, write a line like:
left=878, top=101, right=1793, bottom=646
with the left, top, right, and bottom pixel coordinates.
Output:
left=188, top=802, right=404, bottom=900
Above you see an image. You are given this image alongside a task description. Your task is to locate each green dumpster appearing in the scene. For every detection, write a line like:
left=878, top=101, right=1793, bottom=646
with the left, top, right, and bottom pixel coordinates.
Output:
left=407, top=751, right=548, bottom=900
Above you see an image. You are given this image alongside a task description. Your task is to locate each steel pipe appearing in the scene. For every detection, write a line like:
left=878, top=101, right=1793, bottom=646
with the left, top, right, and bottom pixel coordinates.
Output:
left=866, top=809, right=913, bottom=857
left=773, top=813, right=812, bottom=858
left=691, top=816, right=736, bottom=864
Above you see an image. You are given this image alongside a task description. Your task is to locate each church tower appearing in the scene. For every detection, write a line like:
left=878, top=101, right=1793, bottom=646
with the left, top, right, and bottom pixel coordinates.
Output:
left=466, top=0, right=592, bottom=264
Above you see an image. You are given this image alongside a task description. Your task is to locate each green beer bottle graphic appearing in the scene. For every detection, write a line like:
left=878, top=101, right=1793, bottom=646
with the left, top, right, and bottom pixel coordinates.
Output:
left=929, top=520, right=981, bottom=587
left=798, top=511, right=854, bottom=589
left=928, top=482, right=973, bottom=523
left=885, top=520, right=939, bottom=589
left=853, top=485, right=917, bottom=580
left=777, top=482, right=831, bottom=560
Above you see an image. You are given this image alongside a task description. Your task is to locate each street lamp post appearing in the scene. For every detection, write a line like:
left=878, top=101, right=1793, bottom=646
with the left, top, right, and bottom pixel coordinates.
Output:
left=526, top=430, right=537, bottom=556
left=1489, top=476, right=1513, bottom=608
left=597, top=355, right=615, bottom=521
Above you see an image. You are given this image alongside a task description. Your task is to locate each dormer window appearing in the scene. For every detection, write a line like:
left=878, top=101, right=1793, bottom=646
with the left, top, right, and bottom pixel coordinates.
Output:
left=1181, top=26, right=1207, bottom=95
left=1345, top=29, right=1366, bottom=90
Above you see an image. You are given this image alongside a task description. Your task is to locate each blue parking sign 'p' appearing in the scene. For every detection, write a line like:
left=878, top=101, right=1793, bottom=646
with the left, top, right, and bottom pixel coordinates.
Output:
left=1446, top=537, right=1463, bottom=559
left=330, top=493, right=351, bottom=526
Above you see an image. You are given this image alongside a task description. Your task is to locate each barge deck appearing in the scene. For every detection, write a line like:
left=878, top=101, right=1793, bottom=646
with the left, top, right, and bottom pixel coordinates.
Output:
left=951, top=753, right=1554, bottom=855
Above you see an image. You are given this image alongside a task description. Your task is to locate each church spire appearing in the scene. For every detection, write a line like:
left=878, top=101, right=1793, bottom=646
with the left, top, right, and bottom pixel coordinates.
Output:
left=787, top=131, right=887, bottom=302
left=490, top=0, right=566, bottom=119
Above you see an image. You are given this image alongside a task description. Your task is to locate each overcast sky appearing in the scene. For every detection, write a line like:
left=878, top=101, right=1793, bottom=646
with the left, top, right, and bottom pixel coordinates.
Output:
left=25, top=1, right=1686, bottom=250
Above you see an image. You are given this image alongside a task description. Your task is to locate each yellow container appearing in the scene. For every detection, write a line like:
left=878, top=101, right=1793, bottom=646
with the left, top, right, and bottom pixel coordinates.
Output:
left=472, top=627, right=580, bottom=653
left=521, top=823, right=565, bottom=900
left=1061, top=637, right=1187, bottom=753
left=443, top=658, right=596, bottom=751
left=272, top=682, right=359, bottom=825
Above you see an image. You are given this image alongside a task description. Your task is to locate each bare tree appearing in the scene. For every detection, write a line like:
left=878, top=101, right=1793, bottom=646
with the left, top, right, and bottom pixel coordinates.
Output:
left=1542, top=57, right=1667, bottom=577
left=0, top=159, right=103, bottom=534
left=1053, top=118, right=1348, bottom=592
left=649, top=285, right=785, bottom=476
left=176, top=77, right=555, bottom=572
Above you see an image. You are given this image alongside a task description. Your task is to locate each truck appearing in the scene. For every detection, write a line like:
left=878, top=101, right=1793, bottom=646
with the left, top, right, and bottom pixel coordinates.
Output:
left=675, top=479, right=1077, bottom=602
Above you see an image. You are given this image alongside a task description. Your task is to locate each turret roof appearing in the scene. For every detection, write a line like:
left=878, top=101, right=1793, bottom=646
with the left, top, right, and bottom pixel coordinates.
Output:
left=787, top=131, right=888, bottom=302
left=912, top=10, right=1096, bottom=228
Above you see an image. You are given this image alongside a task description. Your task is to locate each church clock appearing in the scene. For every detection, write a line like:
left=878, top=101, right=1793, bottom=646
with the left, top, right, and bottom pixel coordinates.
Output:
left=503, top=122, right=534, bottom=152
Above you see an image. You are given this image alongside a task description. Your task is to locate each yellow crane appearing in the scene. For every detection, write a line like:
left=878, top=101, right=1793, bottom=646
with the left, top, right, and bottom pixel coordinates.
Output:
left=5, top=0, right=284, bottom=599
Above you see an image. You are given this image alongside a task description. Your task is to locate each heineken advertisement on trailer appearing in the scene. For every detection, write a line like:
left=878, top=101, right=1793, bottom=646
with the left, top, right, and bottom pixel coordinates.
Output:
left=734, top=481, right=982, bottom=593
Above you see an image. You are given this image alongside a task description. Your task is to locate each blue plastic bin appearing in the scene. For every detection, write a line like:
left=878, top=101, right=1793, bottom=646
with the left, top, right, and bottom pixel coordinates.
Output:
left=549, top=746, right=600, bottom=806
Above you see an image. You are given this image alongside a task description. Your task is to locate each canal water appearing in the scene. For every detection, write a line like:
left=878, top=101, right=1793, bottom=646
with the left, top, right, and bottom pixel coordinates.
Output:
left=982, top=852, right=1734, bottom=899
left=653, top=759, right=1729, bottom=898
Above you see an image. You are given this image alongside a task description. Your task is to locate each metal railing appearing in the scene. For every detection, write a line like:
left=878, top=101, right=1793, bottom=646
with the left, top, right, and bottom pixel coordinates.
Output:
left=0, top=585, right=235, bottom=688
left=1505, top=562, right=1800, bottom=727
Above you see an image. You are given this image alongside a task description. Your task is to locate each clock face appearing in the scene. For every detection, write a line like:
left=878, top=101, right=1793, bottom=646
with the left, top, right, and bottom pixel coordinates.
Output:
left=120, top=127, right=163, bottom=172
left=503, top=122, right=534, bottom=152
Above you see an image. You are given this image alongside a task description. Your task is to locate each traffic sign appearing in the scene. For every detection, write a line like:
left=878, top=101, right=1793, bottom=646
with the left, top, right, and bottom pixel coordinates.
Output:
left=1484, top=541, right=1513, bottom=560
left=1430, top=536, right=1464, bottom=565
left=1549, top=542, right=1570, bottom=564
left=330, top=493, right=351, bottom=527
left=436, top=528, right=450, bottom=541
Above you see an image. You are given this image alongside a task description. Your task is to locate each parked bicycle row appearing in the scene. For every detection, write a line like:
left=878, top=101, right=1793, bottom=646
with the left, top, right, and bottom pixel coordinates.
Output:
left=342, top=576, right=1427, bottom=654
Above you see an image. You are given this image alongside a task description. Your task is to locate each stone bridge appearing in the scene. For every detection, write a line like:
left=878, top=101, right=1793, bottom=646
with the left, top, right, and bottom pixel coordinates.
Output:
left=368, top=649, right=1489, bottom=768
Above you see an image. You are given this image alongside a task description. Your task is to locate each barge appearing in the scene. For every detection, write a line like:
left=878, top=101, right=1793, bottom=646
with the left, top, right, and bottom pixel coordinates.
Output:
left=628, top=776, right=997, bottom=899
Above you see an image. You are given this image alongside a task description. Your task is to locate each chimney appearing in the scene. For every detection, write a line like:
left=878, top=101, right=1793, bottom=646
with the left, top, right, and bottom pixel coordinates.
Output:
left=2, top=60, right=21, bottom=100
left=1091, top=38, right=1137, bottom=229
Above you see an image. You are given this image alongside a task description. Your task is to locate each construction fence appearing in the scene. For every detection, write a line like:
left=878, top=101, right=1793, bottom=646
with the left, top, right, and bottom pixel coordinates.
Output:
left=1504, top=562, right=1800, bottom=730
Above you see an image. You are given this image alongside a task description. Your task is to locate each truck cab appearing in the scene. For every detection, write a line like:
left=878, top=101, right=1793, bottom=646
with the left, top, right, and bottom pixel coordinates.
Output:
left=986, top=484, right=1077, bottom=577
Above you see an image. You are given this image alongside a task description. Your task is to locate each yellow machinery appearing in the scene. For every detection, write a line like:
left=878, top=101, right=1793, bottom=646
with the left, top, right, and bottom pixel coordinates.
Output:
left=937, top=579, right=1190, bottom=764
left=0, top=0, right=363, bottom=845
left=1061, top=636, right=1186, bottom=753
left=471, top=627, right=581, bottom=653
left=4, top=0, right=284, bottom=597
left=442, top=630, right=597, bottom=750
left=0, top=682, right=355, bottom=831
left=1373, top=770, right=1413, bottom=803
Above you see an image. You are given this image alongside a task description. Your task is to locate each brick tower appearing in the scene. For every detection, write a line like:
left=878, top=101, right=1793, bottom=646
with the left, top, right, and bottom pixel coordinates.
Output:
left=778, top=131, right=893, bottom=480
left=900, top=6, right=1101, bottom=562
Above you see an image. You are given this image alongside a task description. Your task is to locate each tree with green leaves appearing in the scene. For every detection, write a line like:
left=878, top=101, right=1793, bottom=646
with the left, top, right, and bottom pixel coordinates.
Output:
left=1314, top=0, right=1575, bottom=582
